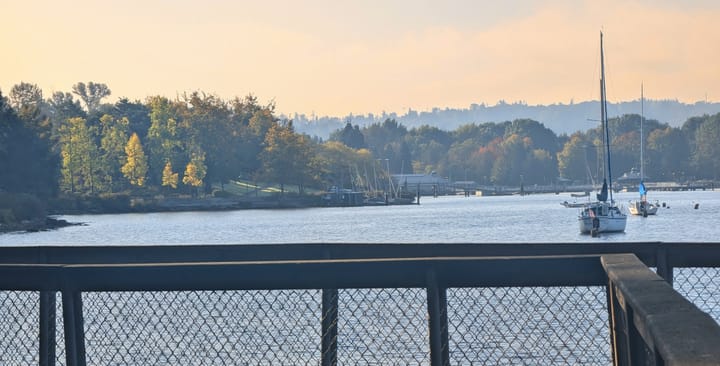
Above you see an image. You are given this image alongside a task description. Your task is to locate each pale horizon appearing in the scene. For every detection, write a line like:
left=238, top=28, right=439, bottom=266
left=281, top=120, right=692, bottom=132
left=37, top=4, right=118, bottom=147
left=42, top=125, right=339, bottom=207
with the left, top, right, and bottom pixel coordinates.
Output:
left=2, top=0, right=719, bottom=117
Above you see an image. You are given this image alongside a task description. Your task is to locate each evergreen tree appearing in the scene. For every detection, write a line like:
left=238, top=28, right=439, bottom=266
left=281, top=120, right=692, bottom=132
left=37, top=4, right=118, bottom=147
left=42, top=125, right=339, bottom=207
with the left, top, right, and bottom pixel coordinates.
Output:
left=1, top=89, right=58, bottom=197
left=331, top=121, right=366, bottom=149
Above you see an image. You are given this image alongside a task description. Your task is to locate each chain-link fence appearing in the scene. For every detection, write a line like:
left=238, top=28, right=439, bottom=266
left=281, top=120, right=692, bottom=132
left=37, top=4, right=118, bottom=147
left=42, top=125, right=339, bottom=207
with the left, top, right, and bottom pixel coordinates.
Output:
left=674, top=267, right=720, bottom=323
left=1, top=262, right=717, bottom=365
left=447, top=287, right=611, bottom=365
left=0, top=291, right=39, bottom=365
left=82, top=290, right=321, bottom=365
left=0, top=292, right=67, bottom=366
left=2, top=287, right=613, bottom=365
left=338, top=288, right=429, bottom=364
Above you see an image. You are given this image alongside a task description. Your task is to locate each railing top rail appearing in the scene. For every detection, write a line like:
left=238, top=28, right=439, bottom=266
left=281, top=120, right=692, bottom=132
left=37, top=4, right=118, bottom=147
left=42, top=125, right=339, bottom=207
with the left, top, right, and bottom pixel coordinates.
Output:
left=1, top=242, right=719, bottom=267
left=0, top=255, right=607, bottom=291
left=602, top=254, right=720, bottom=365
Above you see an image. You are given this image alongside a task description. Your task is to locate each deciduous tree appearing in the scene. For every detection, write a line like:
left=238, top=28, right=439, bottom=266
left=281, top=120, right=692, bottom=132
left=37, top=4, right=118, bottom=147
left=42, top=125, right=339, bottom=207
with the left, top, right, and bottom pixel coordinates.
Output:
left=557, top=133, right=597, bottom=183
left=99, top=114, right=129, bottom=191
left=121, top=133, right=148, bottom=187
left=693, top=114, right=720, bottom=180
left=259, top=121, right=314, bottom=195
left=162, top=161, right=179, bottom=189
left=58, top=117, right=102, bottom=193
left=182, top=152, right=206, bottom=195
left=72, top=82, right=111, bottom=114
left=147, top=96, right=183, bottom=185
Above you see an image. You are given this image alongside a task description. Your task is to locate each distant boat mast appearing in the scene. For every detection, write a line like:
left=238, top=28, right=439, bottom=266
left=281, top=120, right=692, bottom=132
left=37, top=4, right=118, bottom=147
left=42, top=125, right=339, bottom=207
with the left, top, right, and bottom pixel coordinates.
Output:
left=640, top=83, right=644, bottom=181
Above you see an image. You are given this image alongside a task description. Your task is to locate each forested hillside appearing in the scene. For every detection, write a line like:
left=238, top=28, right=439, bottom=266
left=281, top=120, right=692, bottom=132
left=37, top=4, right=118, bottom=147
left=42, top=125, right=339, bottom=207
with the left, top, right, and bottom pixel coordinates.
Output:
left=290, top=100, right=720, bottom=140
left=2, top=82, right=719, bottom=212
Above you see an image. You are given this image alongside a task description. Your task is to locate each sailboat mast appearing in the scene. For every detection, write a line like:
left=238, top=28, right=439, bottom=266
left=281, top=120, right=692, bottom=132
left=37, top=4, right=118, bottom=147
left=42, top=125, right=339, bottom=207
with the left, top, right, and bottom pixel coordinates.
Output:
left=640, top=83, right=644, bottom=180
left=600, top=32, right=614, bottom=202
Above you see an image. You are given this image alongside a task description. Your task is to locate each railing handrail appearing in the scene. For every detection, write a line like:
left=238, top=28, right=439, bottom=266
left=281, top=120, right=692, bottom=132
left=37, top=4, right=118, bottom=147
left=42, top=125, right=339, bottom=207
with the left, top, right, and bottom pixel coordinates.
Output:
left=603, top=253, right=720, bottom=365
left=2, top=242, right=720, bottom=266
left=0, top=255, right=607, bottom=291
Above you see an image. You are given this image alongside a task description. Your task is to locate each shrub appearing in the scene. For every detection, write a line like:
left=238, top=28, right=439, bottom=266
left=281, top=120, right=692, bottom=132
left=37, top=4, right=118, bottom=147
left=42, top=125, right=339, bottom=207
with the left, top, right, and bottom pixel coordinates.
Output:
left=0, top=193, right=46, bottom=222
left=212, top=190, right=236, bottom=198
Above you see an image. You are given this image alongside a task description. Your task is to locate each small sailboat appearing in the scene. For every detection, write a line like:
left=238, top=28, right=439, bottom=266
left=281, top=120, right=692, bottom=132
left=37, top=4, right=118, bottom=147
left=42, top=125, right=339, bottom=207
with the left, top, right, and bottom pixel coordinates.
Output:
left=629, top=182, right=658, bottom=216
left=578, top=32, right=628, bottom=235
left=628, top=84, right=658, bottom=216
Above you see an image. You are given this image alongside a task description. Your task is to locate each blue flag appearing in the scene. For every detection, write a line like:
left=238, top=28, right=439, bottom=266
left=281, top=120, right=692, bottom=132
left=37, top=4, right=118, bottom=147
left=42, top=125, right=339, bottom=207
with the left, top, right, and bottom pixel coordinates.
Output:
left=639, top=181, right=647, bottom=196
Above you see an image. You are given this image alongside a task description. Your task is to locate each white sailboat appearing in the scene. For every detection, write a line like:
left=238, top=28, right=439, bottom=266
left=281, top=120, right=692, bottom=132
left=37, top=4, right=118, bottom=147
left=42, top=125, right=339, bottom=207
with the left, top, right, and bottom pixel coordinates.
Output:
left=578, top=32, right=628, bottom=235
left=628, top=84, right=658, bottom=216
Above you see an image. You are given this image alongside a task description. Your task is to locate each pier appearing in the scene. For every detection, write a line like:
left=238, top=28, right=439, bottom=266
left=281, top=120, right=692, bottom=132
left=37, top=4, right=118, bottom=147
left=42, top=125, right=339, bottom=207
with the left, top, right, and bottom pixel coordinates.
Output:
left=450, top=181, right=718, bottom=196
left=1, top=243, right=719, bottom=365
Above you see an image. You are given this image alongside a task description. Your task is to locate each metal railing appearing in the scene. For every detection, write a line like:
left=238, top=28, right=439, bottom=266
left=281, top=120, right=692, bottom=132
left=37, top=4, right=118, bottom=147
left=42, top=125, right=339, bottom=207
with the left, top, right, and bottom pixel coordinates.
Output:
left=1, top=243, right=719, bottom=366
left=603, top=254, right=720, bottom=365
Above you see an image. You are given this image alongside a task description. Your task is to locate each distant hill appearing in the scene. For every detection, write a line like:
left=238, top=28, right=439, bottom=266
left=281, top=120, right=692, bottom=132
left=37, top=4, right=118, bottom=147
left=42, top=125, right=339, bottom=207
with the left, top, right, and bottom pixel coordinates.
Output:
left=287, top=100, right=720, bottom=139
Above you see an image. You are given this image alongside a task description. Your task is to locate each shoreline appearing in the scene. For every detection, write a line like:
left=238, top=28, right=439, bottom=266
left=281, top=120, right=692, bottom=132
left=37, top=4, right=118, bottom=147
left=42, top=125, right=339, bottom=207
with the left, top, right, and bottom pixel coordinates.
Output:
left=0, top=196, right=323, bottom=233
left=0, top=217, right=82, bottom=234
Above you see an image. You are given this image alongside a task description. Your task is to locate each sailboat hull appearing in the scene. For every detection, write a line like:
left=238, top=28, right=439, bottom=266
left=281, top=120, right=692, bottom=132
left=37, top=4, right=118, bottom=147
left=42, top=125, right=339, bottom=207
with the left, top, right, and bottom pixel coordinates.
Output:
left=628, top=200, right=658, bottom=216
left=578, top=203, right=628, bottom=234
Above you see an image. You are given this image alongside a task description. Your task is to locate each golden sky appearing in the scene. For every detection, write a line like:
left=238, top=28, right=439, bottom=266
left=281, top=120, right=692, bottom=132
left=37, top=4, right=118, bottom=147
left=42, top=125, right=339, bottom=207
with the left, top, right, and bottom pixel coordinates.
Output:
left=2, top=0, right=719, bottom=116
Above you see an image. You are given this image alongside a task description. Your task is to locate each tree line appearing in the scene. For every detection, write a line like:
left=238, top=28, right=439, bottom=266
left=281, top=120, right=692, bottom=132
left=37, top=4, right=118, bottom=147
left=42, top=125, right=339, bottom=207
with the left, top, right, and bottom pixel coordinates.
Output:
left=2, top=82, right=720, bottom=204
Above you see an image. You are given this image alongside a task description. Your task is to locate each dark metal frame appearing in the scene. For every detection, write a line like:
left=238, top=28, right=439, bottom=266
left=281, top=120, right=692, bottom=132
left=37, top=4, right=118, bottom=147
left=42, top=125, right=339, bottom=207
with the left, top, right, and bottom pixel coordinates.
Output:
left=1, top=243, right=719, bottom=366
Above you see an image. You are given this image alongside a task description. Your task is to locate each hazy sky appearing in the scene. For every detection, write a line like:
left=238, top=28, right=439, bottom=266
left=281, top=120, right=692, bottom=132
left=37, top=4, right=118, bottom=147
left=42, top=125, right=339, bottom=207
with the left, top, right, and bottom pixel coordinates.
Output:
left=2, top=0, right=719, bottom=116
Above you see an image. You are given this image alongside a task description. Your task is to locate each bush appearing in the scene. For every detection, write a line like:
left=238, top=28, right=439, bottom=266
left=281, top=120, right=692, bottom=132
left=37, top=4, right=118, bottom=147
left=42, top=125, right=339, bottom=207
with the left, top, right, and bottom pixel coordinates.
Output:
left=0, top=193, right=46, bottom=222
left=47, top=193, right=132, bottom=214
left=212, top=190, right=236, bottom=198
left=95, top=193, right=131, bottom=212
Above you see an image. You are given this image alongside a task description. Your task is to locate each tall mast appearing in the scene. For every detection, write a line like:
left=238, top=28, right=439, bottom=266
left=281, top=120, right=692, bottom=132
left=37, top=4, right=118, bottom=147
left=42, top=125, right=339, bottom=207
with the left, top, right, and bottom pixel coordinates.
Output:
left=600, top=31, right=614, bottom=202
left=640, top=83, right=644, bottom=181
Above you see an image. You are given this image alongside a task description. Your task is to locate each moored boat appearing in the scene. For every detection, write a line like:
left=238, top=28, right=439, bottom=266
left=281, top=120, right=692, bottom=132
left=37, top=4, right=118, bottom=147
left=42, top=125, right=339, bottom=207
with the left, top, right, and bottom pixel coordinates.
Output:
left=578, top=32, right=627, bottom=235
left=628, top=85, right=658, bottom=217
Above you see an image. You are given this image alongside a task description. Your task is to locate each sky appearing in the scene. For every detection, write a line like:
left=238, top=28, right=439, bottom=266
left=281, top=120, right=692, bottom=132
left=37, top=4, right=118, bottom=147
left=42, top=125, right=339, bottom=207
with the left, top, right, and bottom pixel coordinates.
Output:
left=2, top=0, right=719, bottom=117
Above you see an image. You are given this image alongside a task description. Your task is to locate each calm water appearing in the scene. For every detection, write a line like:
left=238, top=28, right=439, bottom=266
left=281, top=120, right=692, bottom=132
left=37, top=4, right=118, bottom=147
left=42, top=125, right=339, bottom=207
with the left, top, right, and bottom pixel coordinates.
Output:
left=2, top=191, right=718, bottom=365
left=1, top=190, right=718, bottom=245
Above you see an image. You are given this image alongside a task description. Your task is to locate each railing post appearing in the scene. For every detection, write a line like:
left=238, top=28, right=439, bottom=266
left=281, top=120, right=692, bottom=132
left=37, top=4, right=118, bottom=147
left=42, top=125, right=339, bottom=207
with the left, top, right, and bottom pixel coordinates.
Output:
left=655, top=247, right=673, bottom=285
left=39, top=291, right=56, bottom=366
left=607, top=282, right=630, bottom=366
left=321, top=288, right=338, bottom=366
left=427, top=270, right=449, bottom=366
left=62, top=291, right=86, bottom=366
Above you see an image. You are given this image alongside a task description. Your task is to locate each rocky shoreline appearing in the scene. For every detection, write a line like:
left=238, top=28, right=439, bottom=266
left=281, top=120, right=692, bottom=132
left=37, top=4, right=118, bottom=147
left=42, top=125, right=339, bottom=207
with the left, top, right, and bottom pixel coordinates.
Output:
left=1, top=196, right=319, bottom=234
left=0, top=217, right=82, bottom=233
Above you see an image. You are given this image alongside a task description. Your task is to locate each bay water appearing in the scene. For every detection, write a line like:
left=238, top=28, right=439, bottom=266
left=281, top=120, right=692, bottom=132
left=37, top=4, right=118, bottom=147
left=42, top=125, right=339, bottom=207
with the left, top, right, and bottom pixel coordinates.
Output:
left=1, top=190, right=718, bottom=245
left=2, top=190, right=718, bottom=364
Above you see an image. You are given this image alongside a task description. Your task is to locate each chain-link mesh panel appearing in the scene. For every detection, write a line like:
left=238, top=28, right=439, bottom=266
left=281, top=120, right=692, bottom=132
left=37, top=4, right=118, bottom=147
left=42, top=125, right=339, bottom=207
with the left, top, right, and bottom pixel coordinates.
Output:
left=81, top=290, right=321, bottom=365
left=448, top=287, right=611, bottom=365
left=338, top=288, right=430, bottom=364
left=0, top=291, right=39, bottom=365
left=674, top=267, right=720, bottom=323
left=8, top=272, right=717, bottom=365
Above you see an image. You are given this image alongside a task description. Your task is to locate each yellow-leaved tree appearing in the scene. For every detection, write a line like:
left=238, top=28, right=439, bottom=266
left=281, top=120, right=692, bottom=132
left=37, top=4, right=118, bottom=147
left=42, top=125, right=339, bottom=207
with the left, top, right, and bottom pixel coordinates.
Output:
left=182, top=152, right=206, bottom=195
left=121, top=133, right=148, bottom=187
left=161, top=161, right=178, bottom=189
